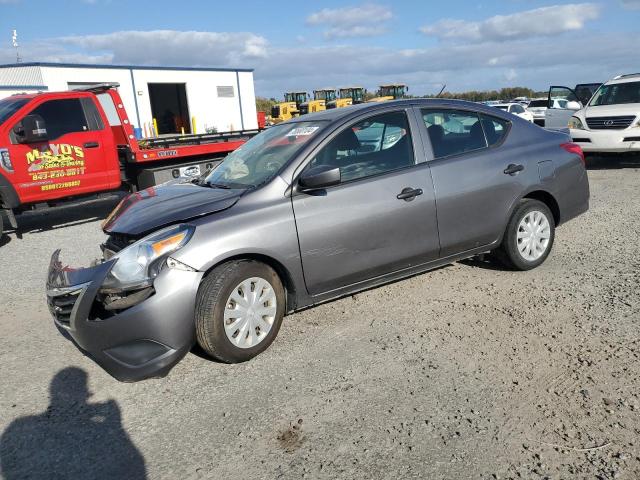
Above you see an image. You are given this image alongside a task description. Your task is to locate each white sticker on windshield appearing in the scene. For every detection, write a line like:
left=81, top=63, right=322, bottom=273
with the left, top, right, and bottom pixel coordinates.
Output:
left=286, top=126, right=319, bottom=137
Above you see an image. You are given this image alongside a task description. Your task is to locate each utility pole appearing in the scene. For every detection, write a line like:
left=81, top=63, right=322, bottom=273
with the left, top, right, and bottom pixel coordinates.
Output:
left=12, top=30, right=21, bottom=63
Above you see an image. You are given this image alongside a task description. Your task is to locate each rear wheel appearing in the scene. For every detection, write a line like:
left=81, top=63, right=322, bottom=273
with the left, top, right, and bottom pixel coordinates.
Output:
left=494, top=199, right=555, bottom=271
left=195, top=260, right=285, bottom=363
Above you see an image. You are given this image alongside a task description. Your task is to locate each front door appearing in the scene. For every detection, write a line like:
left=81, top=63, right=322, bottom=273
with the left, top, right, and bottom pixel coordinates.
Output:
left=292, top=109, right=439, bottom=296
left=545, top=86, right=581, bottom=129
left=9, top=95, right=117, bottom=204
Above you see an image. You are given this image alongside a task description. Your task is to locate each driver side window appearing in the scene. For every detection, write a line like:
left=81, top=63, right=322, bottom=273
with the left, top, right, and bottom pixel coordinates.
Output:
left=308, top=111, right=415, bottom=183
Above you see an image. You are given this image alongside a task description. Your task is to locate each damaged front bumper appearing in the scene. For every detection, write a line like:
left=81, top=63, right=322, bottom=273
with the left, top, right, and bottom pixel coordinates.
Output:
left=46, top=250, right=203, bottom=382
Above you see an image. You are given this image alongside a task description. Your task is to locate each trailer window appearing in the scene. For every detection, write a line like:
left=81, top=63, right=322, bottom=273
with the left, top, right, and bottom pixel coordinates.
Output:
left=28, top=99, right=90, bottom=141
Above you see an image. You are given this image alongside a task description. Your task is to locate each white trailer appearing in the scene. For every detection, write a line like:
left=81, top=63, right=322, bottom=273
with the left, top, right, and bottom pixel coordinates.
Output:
left=0, top=62, right=258, bottom=134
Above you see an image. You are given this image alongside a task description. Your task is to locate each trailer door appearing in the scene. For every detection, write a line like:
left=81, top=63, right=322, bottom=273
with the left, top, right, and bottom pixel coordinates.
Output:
left=8, top=96, right=118, bottom=204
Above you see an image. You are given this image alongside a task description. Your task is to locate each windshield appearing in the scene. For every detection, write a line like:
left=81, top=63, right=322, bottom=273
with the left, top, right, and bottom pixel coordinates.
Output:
left=315, top=90, right=336, bottom=102
left=380, top=86, right=406, bottom=98
left=0, top=97, right=28, bottom=124
left=589, top=81, right=640, bottom=106
left=204, top=121, right=325, bottom=189
left=528, top=100, right=547, bottom=108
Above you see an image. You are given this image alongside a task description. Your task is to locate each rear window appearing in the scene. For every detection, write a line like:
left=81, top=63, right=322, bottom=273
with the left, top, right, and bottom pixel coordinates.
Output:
left=422, top=109, right=487, bottom=158
left=528, top=100, right=547, bottom=108
left=495, top=106, right=508, bottom=111
left=422, top=109, right=509, bottom=159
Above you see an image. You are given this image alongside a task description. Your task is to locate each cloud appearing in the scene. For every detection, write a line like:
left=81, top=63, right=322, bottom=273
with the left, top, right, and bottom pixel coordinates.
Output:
left=0, top=29, right=634, bottom=98
left=57, top=30, right=268, bottom=66
left=421, top=3, right=600, bottom=42
left=621, top=0, right=640, bottom=9
left=306, top=3, right=392, bottom=39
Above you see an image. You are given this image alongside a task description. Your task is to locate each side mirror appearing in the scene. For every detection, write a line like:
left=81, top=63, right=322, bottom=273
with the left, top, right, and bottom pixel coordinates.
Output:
left=566, top=101, right=582, bottom=111
left=299, top=165, right=341, bottom=190
left=13, top=114, right=48, bottom=143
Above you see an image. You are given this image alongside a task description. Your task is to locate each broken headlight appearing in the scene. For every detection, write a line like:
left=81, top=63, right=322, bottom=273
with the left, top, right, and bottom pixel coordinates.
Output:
left=101, top=224, right=194, bottom=291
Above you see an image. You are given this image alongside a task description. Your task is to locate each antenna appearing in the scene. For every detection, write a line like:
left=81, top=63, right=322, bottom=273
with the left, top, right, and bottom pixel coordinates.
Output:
left=436, top=84, right=447, bottom=98
left=12, top=29, right=21, bottom=63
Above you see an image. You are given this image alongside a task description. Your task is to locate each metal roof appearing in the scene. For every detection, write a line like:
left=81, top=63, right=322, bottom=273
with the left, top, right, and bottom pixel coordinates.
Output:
left=0, top=62, right=254, bottom=73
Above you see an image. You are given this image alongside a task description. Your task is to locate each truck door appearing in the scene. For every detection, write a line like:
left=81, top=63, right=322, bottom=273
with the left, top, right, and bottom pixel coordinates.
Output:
left=545, top=86, right=582, bottom=129
left=8, top=95, right=119, bottom=204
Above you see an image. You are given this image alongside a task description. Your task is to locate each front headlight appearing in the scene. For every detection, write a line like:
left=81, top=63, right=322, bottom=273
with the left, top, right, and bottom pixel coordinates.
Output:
left=102, top=224, right=194, bottom=291
left=568, top=116, right=585, bottom=130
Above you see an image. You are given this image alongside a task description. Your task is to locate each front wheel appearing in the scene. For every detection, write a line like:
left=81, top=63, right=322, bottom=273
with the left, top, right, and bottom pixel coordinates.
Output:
left=494, top=199, right=555, bottom=271
left=195, top=260, right=285, bottom=363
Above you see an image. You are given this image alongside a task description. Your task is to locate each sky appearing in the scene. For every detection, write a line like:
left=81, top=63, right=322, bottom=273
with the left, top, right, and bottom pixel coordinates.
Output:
left=0, top=0, right=639, bottom=98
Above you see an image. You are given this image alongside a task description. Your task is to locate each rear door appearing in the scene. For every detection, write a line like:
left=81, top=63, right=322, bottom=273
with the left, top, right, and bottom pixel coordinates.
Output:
left=292, top=109, right=439, bottom=296
left=545, top=86, right=581, bottom=129
left=419, top=107, right=531, bottom=256
left=8, top=95, right=118, bottom=204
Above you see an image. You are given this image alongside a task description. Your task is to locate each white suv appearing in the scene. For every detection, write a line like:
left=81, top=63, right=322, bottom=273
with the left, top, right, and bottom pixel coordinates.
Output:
left=550, top=74, right=640, bottom=153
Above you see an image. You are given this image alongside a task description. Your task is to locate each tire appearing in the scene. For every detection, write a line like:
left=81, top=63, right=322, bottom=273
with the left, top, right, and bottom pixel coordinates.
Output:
left=494, top=199, right=555, bottom=271
left=0, top=215, right=3, bottom=240
left=195, top=260, right=285, bottom=363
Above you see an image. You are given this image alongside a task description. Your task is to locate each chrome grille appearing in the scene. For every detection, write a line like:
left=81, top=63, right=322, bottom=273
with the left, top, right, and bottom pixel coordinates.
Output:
left=586, top=116, right=635, bottom=130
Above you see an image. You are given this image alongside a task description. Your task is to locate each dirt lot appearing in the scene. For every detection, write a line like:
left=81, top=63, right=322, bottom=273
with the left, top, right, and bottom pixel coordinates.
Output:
left=0, top=158, right=639, bottom=480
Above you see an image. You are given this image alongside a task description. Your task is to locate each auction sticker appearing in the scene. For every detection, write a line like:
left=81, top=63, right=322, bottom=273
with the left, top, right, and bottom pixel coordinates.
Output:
left=179, top=165, right=201, bottom=177
left=286, top=126, right=319, bottom=136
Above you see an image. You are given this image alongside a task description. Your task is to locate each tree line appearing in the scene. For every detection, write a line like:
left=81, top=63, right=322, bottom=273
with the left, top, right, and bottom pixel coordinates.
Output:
left=256, top=86, right=548, bottom=112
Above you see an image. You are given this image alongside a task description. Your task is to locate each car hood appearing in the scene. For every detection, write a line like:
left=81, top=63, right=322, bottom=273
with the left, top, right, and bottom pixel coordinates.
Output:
left=102, top=182, right=242, bottom=236
left=580, top=103, right=640, bottom=118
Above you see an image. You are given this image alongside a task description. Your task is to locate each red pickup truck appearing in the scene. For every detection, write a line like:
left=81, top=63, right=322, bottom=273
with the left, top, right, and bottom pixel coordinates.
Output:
left=0, top=83, right=261, bottom=239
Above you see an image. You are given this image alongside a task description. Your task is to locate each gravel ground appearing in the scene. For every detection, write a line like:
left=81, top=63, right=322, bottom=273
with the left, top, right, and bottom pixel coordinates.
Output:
left=0, top=158, right=639, bottom=480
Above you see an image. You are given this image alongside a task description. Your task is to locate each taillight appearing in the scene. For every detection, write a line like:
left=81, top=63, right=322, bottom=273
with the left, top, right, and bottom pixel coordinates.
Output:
left=560, top=142, right=585, bottom=165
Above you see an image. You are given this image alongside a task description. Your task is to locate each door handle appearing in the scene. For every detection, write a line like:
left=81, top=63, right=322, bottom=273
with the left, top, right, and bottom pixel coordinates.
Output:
left=396, top=187, right=423, bottom=201
left=83, top=142, right=100, bottom=149
left=504, top=163, right=524, bottom=175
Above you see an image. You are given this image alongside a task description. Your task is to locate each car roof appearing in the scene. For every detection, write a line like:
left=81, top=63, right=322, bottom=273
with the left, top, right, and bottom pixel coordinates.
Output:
left=608, top=73, right=640, bottom=85
left=286, top=98, right=512, bottom=124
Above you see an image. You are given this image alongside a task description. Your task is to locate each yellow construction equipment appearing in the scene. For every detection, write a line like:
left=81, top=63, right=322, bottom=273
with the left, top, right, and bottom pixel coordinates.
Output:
left=299, top=89, right=335, bottom=115
left=285, top=91, right=308, bottom=114
left=330, top=87, right=367, bottom=108
left=269, top=101, right=297, bottom=124
left=269, top=91, right=309, bottom=124
left=368, top=84, right=408, bottom=102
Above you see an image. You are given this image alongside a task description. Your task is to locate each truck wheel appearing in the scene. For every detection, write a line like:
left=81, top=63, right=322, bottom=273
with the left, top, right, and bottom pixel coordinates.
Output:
left=494, top=199, right=555, bottom=271
left=195, top=260, right=285, bottom=363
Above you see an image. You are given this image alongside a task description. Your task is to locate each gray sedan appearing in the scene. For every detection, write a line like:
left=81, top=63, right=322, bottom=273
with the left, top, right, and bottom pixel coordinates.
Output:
left=47, top=99, right=590, bottom=381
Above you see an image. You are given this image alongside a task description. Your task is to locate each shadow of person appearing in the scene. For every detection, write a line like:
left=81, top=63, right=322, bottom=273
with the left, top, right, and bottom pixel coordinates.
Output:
left=1, top=367, right=147, bottom=479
